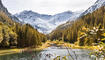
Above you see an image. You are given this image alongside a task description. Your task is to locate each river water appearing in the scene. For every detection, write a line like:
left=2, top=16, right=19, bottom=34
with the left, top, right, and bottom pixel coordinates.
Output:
left=0, top=46, right=97, bottom=60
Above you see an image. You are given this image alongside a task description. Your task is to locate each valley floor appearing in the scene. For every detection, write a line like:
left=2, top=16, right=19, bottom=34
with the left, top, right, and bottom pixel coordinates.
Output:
left=0, top=40, right=100, bottom=56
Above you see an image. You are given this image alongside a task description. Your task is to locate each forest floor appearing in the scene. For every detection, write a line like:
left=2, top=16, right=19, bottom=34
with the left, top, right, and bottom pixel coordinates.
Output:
left=0, top=40, right=100, bottom=56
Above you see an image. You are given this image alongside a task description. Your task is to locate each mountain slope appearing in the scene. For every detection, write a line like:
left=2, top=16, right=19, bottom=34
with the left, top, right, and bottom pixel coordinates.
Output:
left=49, top=0, right=105, bottom=41
left=0, top=0, right=11, bottom=16
left=81, top=0, right=105, bottom=15
left=54, top=0, right=105, bottom=32
left=0, top=0, right=19, bottom=22
left=49, top=6, right=105, bottom=42
left=15, top=10, right=82, bottom=34
left=0, top=0, right=47, bottom=48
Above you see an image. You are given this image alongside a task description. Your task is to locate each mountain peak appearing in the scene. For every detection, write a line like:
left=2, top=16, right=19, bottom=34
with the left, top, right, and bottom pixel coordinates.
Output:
left=19, top=10, right=38, bottom=15
left=63, top=11, right=73, bottom=14
left=14, top=10, right=82, bottom=34
left=55, top=11, right=73, bottom=15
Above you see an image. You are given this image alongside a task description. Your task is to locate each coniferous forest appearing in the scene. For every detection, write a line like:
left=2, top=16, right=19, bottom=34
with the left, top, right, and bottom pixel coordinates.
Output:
left=0, top=11, right=47, bottom=48
left=49, top=6, right=105, bottom=46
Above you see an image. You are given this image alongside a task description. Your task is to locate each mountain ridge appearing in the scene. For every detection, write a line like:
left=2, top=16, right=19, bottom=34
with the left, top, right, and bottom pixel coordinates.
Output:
left=81, top=0, right=105, bottom=16
left=54, top=0, right=105, bottom=32
left=13, top=0, right=105, bottom=34
left=14, top=10, right=82, bottom=34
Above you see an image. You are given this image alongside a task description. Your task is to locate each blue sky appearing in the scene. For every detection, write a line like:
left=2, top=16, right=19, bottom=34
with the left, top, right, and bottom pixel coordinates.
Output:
left=2, top=0, right=97, bottom=15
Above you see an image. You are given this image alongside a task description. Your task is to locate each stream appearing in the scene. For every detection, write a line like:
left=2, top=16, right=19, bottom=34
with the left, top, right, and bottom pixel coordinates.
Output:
left=0, top=46, right=99, bottom=60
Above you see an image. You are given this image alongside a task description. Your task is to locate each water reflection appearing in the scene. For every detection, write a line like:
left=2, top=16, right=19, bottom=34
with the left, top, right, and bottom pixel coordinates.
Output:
left=0, top=47, right=96, bottom=60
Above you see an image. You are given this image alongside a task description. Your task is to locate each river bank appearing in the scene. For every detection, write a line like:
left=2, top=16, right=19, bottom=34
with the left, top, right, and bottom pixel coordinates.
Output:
left=46, top=40, right=100, bottom=50
left=0, top=40, right=100, bottom=56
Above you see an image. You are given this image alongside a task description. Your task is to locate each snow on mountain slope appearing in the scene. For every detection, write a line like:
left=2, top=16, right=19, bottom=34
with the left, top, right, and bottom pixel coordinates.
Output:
left=53, top=0, right=105, bottom=33
left=81, top=0, right=105, bottom=15
left=14, top=10, right=82, bottom=34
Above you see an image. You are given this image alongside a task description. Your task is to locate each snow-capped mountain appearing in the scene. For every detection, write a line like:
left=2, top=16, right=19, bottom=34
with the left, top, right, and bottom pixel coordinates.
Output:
left=51, top=0, right=105, bottom=33
left=14, top=10, right=82, bottom=34
left=14, top=0, right=105, bottom=34
left=81, top=0, right=105, bottom=15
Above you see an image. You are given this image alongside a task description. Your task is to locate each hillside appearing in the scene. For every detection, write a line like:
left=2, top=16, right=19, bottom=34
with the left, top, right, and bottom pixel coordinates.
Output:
left=49, top=6, right=105, bottom=45
left=54, top=0, right=105, bottom=32
left=0, top=0, right=46, bottom=48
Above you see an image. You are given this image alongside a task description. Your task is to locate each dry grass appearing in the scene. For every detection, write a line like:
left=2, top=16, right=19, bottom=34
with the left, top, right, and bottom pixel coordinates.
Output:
left=0, top=41, right=51, bottom=56
left=0, top=49, right=22, bottom=56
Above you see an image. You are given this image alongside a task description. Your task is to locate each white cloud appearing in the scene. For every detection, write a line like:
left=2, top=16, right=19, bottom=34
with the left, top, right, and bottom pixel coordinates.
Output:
left=2, top=0, right=97, bottom=15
